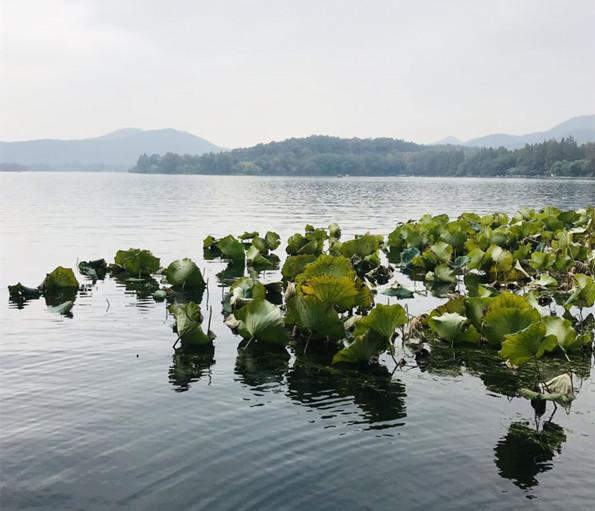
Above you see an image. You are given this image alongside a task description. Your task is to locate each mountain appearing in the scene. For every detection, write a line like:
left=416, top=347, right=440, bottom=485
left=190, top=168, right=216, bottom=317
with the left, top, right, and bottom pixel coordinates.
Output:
left=0, top=128, right=221, bottom=171
left=439, top=115, right=595, bottom=149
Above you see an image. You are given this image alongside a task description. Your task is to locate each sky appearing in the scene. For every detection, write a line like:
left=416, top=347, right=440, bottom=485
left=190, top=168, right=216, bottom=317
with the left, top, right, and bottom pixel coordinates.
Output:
left=1, top=0, right=594, bottom=148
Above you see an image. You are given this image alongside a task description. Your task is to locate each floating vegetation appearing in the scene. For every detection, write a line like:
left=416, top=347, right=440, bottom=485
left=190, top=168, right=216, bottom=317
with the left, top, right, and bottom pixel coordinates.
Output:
left=7, top=208, right=594, bottom=399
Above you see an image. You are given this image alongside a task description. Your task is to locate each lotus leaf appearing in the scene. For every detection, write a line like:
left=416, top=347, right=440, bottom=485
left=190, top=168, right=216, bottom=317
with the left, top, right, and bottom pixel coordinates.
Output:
left=425, top=264, right=456, bottom=284
left=235, top=299, right=289, bottom=345
left=297, top=254, right=354, bottom=280
left=329, top=223, right=341, bottom=239
left=41, top=266, right=79, bottom=291
left=564, top=274, right=595, bottom=309
left=113, top=249, right=160, bottom=276
left=486, top=245, right=513, bottom=273
left=429, top=312, right=467, bottom=342
left=353, top=303, right=408, bottom=339
left=483, top=296, right=541, bottom=346
left=165, top=258, right=205, bottom=291
left=299, top=275, right=360, bottom=311
left=285, top=295, right=345, bottom=341
left=78, top=259, right=107, bottom=280
left=519, top=373, right=574, bottom=404
left=168, top=302, right=213, bottom=347
left=264, top=231, right=281, bottom=250
left=281, top=255, right=317, bottom=280
left=340, top=233, right=382, bottom=259
left=498, top=321, right=556, bottom=366
left=383, top=282, right=414, bottom=299
left=216, top=235, right=245, bottom=261
left=8, top=283, right=41, bottom=301
left=541, top=316, right=577, bottom=352
left=331, top=331, right=386, bottom=365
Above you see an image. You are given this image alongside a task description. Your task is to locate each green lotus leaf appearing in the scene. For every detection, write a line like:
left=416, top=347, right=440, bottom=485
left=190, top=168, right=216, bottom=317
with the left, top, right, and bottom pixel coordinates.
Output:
left=464, top=296, right=493, bottom=329
left=467, top=247, right=486, bottom=270
left=340, top=233, right=382, bottom=259
left=8, top=283, right=41, bottom=301
left=297, top=254, right=354, bottom=280
left=168, top=302, right=213, bottom=347
left=228, top=277, right=266, bottom=310
left=485, top=245, right=513, bottom=273
left=429, top=312, right=467, bottom=342
left=564, top=273, right=595, bottom=309
left=235, top=299, right=289, bottom=345
left=529, top=251, right=556, bottom=271
left=246, top=245, right=275, bottom=268
left=428, top=241, right=453, bottom=265
left=165, top=258, right=205, bottom=291
left=541, top=316, right=577, bottom=352
left=401, top=247, right=421, bottom=266
left=286, top=231, right=325, bottom=256
left=216, top=235, right=245, bottom=261
left=251, top=236, right=268, bottom=253
left=281, top=254, right=317, bottom=281
left=498, top=321, right=556, bottom=366
left=285, top=295, right=345, bottom=341
left=535, top=273, right=557, bottom=288
left=451, top=255, right=470, bottom=270
left=153, top=289, right=168, bottom=301
left=78, top=259, right=107, bottom=280
left=353, top=303, right=408, bottom=339
left=299, top=275, right=360, bottom=311
left=483, top=302, right=541, bottom=346
left=239, top=231, right=259, bottom=240
left=114, top=248, right=160, bottom=276
left=264, top=231, right=281, bottom=250
left=428, top=295, right=465, bottom=319
left=382, top=282, right=414, bottom=299
left=203, top=235, right=217, bottom=249
left=331, top=330, right=386, bottom=365
left=425, top=264, right=456, bottom=284
left=329, top=223, right=341, bottom=239
left=41, top=266, right=79, bottom=291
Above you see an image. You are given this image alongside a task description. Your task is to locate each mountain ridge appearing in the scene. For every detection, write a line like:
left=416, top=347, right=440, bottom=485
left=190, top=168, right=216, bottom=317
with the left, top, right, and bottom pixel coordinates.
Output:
left=437, top=114, right=595, bottom=149
left=0, top=128, right=221, bottom=171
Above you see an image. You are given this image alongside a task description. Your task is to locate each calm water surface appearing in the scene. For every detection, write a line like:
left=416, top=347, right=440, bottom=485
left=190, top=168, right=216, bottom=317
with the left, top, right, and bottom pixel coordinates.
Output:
left=1, top=173, right=594, bottom=510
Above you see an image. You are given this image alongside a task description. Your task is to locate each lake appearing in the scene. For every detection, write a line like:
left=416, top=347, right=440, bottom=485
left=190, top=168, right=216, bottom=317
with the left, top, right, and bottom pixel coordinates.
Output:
left=1, top=172, right=594, bottom=511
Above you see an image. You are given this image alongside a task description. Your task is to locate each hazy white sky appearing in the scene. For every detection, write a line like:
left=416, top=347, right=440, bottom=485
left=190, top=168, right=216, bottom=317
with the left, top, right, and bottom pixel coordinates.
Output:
left=1, top=0, right=594, bottom=147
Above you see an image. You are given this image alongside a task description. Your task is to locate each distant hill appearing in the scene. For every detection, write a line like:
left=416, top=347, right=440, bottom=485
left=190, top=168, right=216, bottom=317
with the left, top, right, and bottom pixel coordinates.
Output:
left=437, top=115, right=595, bottom=149
left=0, top=128, right=221, bottom=171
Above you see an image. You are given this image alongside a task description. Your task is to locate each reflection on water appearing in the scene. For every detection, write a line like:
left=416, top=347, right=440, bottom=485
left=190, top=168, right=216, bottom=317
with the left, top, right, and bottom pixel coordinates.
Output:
left=495, top=421, right=567, bottom=489
left=234, top=343, right=290, bottom=389
left=287, top=358, right=407, bottom=430
left=169, top=347, right=216, bottom=391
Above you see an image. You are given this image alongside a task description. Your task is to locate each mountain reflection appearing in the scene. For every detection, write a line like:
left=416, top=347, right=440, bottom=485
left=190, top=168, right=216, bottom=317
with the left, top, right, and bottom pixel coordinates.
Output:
left=494, top=421, right=566, bottom=489
left=286, top=357, right=407, bottom=430
left=169, top=346, right=216, bottom=392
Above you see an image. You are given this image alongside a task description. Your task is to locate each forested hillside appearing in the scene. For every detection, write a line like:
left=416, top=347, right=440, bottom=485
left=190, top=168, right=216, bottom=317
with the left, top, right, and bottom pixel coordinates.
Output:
left=131, top=135, right=594, bottom=177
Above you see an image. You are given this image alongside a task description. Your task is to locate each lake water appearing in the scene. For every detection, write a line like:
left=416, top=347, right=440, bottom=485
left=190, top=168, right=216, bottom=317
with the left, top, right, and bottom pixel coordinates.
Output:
left=1, top=173, right=594, bottom=511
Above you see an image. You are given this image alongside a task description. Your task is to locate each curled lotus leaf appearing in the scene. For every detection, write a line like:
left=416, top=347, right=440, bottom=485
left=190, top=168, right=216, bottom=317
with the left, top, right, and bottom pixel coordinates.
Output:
left=564, top=274, right=595, bottom=309
left=425, top=264, right=456, bottom=284
left=264, top=231, right=281, bottom=250
left=340, top=233, right=382, bottom=259
left=216, top=235, right=245, bottom=261
left=246, top=245, right=275, bottom=268
left=485, top=245, right=513, bottom=273
left=8, top=283, right=41, bottom=301
left=519, top=373, right=575, bottom=404
left=41, top=266, right=79, bottom=291
left=229, top=277, right=266, bottom=307
left=541, top=316, right=577, bottom=352
left=78, top=259, right=107, bottom=280
left=49, top=300, right=74, bottom=315
left=235, top=299, right=289, bottom=345
left=383, top=282, right=414, bottom=299
left=353, top=303, right=408, bottom=340
left=429, top=312, right=467, bottom=342
left=165, top=258, right=205, bottom=291
left=114, top=248, right=160, bottom=276
left=329, top=223, right=341, bottom=240
left=331, top=330, right=386, bottom=366
left=427, top=241, right=453, bottom=265
left=168, top=302, right=213, bottom=347
left=285, top=295, right=345, bottom=341
left=400, top=247, right=420, bottom=266
left=498, top=321, right=556, bottom=366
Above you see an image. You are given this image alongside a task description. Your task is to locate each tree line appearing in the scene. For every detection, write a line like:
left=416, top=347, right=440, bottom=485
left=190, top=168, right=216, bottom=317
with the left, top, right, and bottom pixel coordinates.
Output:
left=131, top=135, right=595, bottom=177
